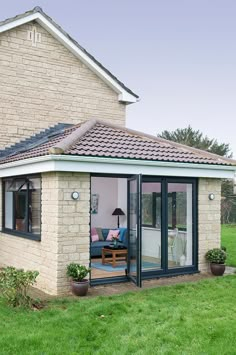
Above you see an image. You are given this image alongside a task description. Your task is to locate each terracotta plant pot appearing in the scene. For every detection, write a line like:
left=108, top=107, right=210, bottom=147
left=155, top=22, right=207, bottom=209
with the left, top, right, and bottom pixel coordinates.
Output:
left=71, top=279, right=89, bottom=296
left=210, top=263, right=226, bottom=276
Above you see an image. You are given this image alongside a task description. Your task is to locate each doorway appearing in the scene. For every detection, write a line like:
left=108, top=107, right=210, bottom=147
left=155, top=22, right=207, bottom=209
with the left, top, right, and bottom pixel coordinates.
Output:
left=90, top=174, right=198, bottom=286
left=90, top=175, right=129, bottom=284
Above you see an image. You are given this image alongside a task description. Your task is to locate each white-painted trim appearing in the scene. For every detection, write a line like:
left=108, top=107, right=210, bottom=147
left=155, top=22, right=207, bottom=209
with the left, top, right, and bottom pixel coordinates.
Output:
left=0, top=12, right=137, bottom=103
left=0, top=13, right=39, bottom=33
left=0, top=155, right=235, bottom=179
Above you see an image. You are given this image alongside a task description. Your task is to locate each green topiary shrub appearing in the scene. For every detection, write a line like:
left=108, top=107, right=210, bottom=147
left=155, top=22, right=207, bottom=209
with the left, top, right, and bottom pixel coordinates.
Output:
left=0, top=266, right=39, bottom=308
left=205, top=248, right=227, bottom=264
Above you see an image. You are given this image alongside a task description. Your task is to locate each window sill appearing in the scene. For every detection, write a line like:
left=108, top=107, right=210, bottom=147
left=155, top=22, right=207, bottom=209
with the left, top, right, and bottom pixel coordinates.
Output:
left=1, top=229, right=41, bottom=242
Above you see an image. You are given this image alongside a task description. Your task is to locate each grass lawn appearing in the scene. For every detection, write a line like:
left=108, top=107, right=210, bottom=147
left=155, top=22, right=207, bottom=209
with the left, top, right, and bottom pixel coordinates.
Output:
left=1, top=276, right=236, bottom=354
left=221, top=224, right=236, bottom=267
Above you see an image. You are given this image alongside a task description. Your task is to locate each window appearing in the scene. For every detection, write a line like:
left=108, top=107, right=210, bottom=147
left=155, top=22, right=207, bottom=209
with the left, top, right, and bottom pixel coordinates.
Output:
left=142, top=193, right=153, bottom=226
left=142, top=190, right=186, bottom=231
left=168, top=192, right=187, bottom=231
left=3, top=176, right=41, bottom=240
left=142, top=190, right=161, bottom=228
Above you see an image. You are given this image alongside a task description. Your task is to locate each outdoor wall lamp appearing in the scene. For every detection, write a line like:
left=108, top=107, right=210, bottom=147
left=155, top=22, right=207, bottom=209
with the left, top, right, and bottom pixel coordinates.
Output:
left=71, top=191, right=80, bottom=200
left=208, top=193, right=215, bottom=201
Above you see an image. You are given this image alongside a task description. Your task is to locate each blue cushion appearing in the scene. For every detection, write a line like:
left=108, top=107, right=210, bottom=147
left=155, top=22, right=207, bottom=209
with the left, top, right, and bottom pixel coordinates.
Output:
left=102, top=228, right=110, bottom=240
left=117, top=228, right=127, bottom=243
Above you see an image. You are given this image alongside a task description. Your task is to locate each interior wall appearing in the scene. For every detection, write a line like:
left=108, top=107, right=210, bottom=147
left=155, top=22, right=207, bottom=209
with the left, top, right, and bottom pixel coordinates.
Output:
left=117, top=178, right=127, bottom=227
left=91, top=176, right=127, bottom=229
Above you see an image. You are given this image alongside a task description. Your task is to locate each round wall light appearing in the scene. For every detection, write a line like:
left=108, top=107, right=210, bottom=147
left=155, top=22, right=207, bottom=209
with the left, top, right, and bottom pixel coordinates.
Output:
left=208, top=193, right=215, bottom=201
left=71, top=191, right=80, bottom=200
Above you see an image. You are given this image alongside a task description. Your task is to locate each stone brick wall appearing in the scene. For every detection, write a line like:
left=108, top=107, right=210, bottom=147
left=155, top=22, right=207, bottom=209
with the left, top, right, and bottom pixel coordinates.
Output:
left=0, top=22, right=126, bottom=149
left=198, top=178, right=221, bottom=272
left=0, top=172, right=90, bottom=295
left=56, top=172, right=90, bottom=295
left=0, top=175, right=222, bottom=295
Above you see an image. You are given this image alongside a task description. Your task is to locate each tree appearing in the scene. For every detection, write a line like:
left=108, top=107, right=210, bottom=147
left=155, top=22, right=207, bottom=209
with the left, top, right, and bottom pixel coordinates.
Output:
left=158, top=125, right=232, bottom=158
left=158, top=126, right=235, bottom=224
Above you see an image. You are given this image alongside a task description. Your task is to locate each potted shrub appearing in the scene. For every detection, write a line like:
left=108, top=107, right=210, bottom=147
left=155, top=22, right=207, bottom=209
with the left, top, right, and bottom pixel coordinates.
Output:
left=66, top=263, right=90, bottom=296
left=205, top=248, right=227, bottom=276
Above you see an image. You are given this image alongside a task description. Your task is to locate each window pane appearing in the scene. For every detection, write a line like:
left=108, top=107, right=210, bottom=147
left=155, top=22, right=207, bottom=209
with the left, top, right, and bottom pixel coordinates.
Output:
left=168, top=195, right=173, bottom=229
left=5, top=191, right=13, bottom=229
left=29, top=178, right=41, bottom=234
left=155, top=195, right=161, bottom=229
left=142, top=182, right=162, bottom=271
left=15, top=191, right=27, bottom=232
left=168, top=183, right=193, bottom=268
left=142, top=194, right=153, bottom=225
left=4, top=176, right=41, bottom=236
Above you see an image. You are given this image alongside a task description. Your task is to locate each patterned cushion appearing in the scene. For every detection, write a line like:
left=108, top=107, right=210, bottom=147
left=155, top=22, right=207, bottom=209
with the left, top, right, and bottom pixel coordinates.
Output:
left=106, top=229, right=120, bottom=241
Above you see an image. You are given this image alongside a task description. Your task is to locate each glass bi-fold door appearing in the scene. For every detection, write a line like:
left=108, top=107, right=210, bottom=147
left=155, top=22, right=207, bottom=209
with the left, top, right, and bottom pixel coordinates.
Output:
left=127, top=176, right=197, bottom=285
left=127, top=175, right=142, bottom=287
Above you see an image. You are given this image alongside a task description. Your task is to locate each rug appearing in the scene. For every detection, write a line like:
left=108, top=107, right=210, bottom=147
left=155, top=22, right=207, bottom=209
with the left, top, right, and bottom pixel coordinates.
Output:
left=91, top=261, right=160, bottom=272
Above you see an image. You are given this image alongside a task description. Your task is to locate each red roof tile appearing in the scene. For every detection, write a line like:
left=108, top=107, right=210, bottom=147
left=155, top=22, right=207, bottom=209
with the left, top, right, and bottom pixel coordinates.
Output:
left=0, top=120, right=235, bottom=166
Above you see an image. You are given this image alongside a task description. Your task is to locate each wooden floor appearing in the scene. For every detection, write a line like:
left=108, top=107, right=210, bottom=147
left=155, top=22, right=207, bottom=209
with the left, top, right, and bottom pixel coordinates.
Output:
left=91, top=258, right=126, bottom=279
left=90, top=256, right=170, bottom=280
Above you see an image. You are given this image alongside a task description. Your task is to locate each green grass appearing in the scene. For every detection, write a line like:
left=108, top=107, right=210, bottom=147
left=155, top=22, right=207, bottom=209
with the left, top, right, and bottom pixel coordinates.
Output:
left=221, top=224, right=236, bottom=267
left=1, top=276, right=236, bottom=354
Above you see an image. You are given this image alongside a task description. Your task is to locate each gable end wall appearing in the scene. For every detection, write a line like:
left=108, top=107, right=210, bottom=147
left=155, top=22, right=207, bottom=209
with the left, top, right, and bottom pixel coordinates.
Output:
left=0, top=22, right=126, bottom=149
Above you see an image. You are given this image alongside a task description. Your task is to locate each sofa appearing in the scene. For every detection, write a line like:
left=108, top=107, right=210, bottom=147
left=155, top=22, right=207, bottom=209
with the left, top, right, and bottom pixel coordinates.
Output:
left=90, top=227, right=128, bottom=257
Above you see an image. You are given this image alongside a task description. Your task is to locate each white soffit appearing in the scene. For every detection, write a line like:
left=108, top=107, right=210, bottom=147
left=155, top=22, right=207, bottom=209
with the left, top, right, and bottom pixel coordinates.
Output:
left=0, top=12, right=137, bottom=104
left=0, top=156, right=235, bottom=179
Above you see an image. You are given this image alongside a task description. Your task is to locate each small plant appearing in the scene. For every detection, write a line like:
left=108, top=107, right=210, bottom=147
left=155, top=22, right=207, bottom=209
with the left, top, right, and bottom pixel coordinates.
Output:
left=205, top=248, right=227, bottom=264
left=112, top=234, right=119, bottom=242
left=66, top=263, right=90, bottom=282
left=0, top=266, right=39, bottom=308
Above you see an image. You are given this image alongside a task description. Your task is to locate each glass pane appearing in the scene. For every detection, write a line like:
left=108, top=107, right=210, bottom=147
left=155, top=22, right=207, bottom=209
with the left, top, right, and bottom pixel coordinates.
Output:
left=142, top=194, right=153, bottom=225
left=168, top=183, right=193, bottom=268
left=129, top=179, right=138, bottom=277
left=6, top=178, right=27, bottom=192
left=29, top=177, right=41, bottom=234
left=15, top=191, right=27, bottom=232
left=142, top=182, right=161, bottom=271
left=4, top=191, right=13, bottom=229
left=4, top=176, right=41, bottom=235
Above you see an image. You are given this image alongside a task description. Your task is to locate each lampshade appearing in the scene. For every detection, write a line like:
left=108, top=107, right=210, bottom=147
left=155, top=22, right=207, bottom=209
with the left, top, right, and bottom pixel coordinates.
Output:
left=112, top=208, right=125, bottom=216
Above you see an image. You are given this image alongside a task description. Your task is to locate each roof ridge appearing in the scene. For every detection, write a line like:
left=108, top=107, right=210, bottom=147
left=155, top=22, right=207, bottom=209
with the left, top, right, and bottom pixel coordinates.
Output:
left=48, top=119, right=97, bottom=154
left=93, top=119, right=236, bottom=165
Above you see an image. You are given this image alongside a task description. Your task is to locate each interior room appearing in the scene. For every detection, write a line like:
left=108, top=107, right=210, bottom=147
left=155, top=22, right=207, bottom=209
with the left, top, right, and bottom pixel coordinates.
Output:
left=90, top=175, right=194, bottom=282
left=90, top=176, right=128, bottom=280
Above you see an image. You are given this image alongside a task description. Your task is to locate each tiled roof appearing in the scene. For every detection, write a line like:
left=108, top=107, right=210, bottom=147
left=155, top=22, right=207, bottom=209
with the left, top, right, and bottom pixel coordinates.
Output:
left=0, top=120, right=235, bottom=166
left=0, top=123, right=72, bottom=159
left=0, top=7, right=138, bottom=100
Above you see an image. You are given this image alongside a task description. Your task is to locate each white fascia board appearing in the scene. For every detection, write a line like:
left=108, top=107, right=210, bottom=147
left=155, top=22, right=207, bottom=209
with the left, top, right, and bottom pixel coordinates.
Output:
left=0, top=158, right=56, bottom=177
left=0, top=13, right=39, bottom=33
left=0, top=13, right=137, bottom=104
left=0, top=155, right=235, bottom=179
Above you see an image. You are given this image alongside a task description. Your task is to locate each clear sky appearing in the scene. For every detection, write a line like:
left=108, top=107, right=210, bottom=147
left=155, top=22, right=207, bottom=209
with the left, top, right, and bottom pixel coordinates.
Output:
left=1, top=1, right=236, bottom=156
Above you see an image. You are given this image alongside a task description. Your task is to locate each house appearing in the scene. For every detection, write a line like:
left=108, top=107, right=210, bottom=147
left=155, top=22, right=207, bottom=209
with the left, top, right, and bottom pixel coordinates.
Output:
left=0, top=7, right=235, bottom=295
